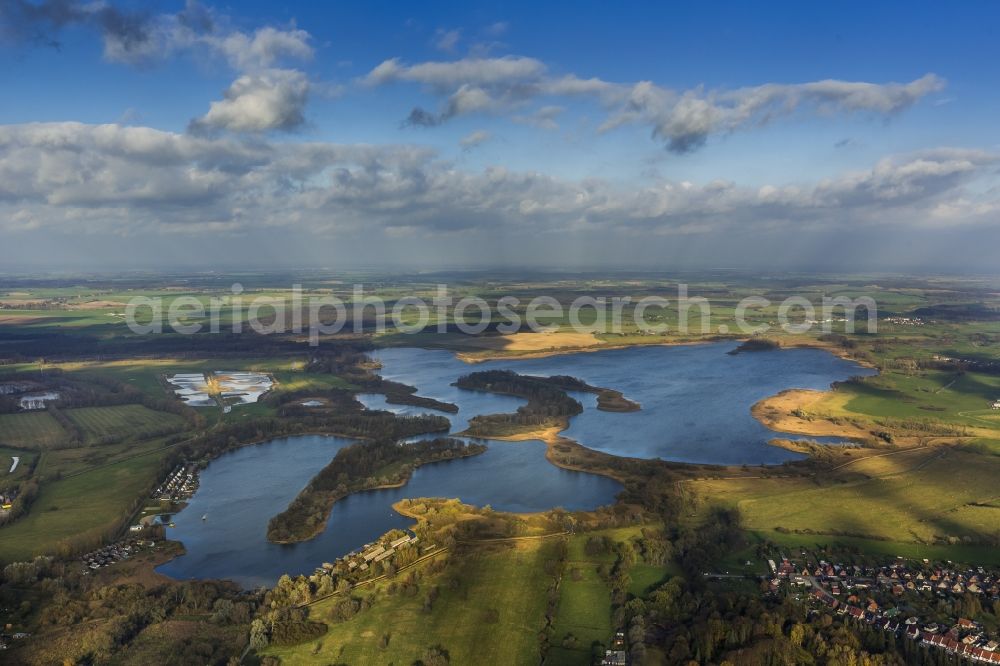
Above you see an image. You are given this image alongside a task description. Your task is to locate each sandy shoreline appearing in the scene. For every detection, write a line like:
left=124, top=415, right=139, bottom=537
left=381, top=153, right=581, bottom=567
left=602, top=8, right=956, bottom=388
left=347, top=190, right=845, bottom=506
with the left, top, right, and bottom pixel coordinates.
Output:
left=453, top=336, right=726, bottom=364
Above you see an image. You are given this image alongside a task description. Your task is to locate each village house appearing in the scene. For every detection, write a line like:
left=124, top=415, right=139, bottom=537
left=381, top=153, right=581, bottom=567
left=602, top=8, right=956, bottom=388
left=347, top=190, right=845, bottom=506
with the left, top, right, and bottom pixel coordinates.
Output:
left=362, top=545, right=385, bottom=562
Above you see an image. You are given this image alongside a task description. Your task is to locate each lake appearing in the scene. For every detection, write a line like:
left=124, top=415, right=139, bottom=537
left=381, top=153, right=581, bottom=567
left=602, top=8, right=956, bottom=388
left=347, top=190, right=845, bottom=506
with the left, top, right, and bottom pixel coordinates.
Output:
left=157, top=341, right=873, bottom=586
left=156, top=433, right=621, bottom=587
left=368, top=341, right=875, bottom=465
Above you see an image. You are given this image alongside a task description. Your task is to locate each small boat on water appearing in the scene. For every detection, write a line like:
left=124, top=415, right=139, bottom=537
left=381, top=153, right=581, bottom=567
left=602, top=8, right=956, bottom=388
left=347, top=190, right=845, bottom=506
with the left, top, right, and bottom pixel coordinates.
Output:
left=202, top=514, right=208, bottom=521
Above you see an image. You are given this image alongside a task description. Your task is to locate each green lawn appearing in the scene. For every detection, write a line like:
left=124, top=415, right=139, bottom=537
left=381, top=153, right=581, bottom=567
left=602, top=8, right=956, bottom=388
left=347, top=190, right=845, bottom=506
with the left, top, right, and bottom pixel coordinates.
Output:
left=266, top=541, right=557, bottom=665
left=66, top=404, right=187, bottom=443
left=0, top=412, right=67, bottom=449
left=629, top=562, right=670, bottom=598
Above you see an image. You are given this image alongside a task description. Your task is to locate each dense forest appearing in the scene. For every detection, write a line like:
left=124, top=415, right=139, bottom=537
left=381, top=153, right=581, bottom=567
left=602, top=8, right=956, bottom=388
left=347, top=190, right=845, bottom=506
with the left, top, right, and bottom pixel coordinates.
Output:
left=0, top=555, right=253, bottom=663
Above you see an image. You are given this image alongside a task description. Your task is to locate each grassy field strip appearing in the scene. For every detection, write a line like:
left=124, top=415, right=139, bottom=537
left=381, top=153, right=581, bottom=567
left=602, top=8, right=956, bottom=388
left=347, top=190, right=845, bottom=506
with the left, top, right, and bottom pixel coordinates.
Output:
left=828, top=444, right=929, bottom=471
left=298, top=533, right=569, bottom=609
left=934, top=376, right=959, bottom=393
left=456, top=530, right=568, bottom=544
left=58, top=439, right=181, bottom=480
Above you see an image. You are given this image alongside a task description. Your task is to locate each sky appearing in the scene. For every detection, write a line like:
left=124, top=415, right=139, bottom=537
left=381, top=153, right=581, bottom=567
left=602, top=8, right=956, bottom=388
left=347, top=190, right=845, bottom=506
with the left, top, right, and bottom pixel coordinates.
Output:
left=1, top=0, right=999, bottom=273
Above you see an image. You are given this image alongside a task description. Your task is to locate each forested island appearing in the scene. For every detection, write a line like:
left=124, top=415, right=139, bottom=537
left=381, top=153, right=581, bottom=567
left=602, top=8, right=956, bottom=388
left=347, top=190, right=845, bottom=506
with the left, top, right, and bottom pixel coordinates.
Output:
left=454, top=370, right=639, bottom=438
left=266, top=437, right=487, bottom=543
left=728, top=337, right=782, bottom=354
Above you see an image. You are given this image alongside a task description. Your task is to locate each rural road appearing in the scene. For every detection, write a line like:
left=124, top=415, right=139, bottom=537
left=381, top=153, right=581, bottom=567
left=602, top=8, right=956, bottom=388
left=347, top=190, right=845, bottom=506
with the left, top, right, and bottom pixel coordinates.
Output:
left=828, top=445, right=929, bottom=472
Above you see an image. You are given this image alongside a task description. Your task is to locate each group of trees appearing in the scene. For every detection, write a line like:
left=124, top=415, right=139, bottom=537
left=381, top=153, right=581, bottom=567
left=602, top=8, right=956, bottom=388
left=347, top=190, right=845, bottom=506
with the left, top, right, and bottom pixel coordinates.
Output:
left=367, top=378, right=459, bottom=413
left=267, top=437, right=486, bottom=543
left=455, top=369, right=642, bottom=437
left=177, top=407, right=450, bottom=466
left=0, top=554, right=254, bottom=664
left=456, top=370, right=586, bottom=436
left=0, top=477, right=38, bottom=527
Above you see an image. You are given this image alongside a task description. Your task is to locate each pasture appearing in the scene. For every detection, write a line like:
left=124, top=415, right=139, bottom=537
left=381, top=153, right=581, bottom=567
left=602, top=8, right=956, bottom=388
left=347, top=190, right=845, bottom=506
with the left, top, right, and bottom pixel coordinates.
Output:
left=838, top=370, right=1000, bottom=431
left=66, top=404, right=187, bottom=443
left=0, top=411, right=67, bottom=449
left=548, top=535, right=616, bottom=665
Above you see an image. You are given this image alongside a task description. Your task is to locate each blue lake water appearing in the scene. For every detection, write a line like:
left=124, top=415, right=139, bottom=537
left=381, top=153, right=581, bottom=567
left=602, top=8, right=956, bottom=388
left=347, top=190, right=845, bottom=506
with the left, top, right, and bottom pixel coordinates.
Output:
left=368, top=341, right=875, bottom=465
left=156, top=434, right=621, bottom=587
left=157, top=341, right=873, bottom=586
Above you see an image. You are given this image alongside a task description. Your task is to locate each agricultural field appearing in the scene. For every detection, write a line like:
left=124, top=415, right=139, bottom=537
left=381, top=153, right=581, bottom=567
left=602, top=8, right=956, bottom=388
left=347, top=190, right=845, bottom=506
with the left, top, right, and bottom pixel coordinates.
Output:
left=0, top=411, right=67, bottom=449
left=66, top=404, right=187, bottom=443
left=266, top=540, right=558, bottom=665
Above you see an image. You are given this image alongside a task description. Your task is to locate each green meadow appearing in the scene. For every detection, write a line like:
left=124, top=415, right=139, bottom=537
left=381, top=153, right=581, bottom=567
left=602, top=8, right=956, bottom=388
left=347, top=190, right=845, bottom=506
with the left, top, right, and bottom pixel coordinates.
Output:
left=689, top=447, right=1000, bottom=560
left=66, top=404, right=187, bottom=443
left=0, top=411, right=68, bottom=449
left=267, top=541, right=557, bottom=665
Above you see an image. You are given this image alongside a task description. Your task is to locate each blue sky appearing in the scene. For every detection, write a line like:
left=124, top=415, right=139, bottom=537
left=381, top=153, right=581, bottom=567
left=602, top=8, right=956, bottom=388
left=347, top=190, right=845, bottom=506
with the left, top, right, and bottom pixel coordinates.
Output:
left=1, top=1, right=998, bottom=271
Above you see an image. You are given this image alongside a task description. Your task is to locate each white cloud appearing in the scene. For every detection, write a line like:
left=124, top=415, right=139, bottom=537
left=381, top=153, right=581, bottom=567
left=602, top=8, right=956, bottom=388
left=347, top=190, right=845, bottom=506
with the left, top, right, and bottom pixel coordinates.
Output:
left=484, top=22, right=509, bottom=37
left=211, top=25, right=313, bottom=71
left=1, top=123, right=996, bottom=242
left=2, top=2, right=314, bottom=75
left=611, top=74, right=946, bottom=152
left=433, top=28, right=462, bottom=53
left=363, top=56, right=546, bottom=89
left=460, top=130, right=492, bottom=149
left=364, top=55, right=944, bottom=152
left=190, top=69, right=310, bottom=133
left=514, top=105, right=564, bottom=130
